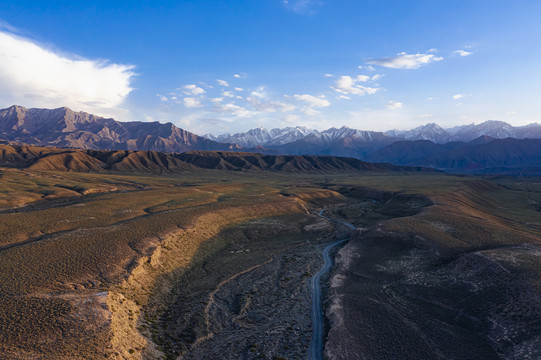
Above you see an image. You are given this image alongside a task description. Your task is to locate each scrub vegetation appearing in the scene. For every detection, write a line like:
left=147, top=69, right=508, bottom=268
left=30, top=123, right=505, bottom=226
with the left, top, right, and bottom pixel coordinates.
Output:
left=0, top=164, right=539, bottom=359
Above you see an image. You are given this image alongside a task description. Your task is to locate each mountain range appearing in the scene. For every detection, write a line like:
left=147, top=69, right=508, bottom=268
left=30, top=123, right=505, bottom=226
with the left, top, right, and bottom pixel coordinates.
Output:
left=366, top=138, right=541, bottom=175
left=0, top=105, right=240, bottom=153
left=204, top=126, right=316, bottom=147
left=1, top=105, right=541, bottom=174
left=207, top=121, right=541, bottom=147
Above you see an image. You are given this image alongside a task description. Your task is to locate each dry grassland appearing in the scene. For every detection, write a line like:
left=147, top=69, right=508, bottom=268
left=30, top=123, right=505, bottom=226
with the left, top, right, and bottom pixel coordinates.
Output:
left=0, top=167, right=540, bottom=359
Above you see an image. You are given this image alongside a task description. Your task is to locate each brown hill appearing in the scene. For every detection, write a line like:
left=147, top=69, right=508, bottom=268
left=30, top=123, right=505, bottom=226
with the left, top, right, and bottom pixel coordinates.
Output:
left=28, top=153, right=108, bottom=172
left=0, top=144, right=435, bottom=174
left=0, top=144, right=197, bottom=174
left=176, top=151, right=434, bottom=173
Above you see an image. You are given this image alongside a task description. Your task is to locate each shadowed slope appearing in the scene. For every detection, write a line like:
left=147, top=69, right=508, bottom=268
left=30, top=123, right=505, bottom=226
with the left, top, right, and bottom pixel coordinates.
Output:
left=177, top=151, right=436, bottom=173
left=0, top=145, right=437, bottom=174
left=0, top=144, right=197, bottom=174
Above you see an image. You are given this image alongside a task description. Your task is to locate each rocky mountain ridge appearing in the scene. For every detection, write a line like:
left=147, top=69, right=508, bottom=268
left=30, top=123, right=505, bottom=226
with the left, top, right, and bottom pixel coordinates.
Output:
left=206, top=121, right=541, bottom=146
left=204, top=126, right=316, bottom=148
left=0, top=105, right=240, bottom=153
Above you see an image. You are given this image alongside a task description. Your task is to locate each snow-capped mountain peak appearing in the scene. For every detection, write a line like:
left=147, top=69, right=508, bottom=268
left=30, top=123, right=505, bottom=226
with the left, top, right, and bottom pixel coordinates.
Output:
left=204, top=126, right=317, bottom=147
left=403, top=123, right=451, bottom=144
left=452, top=120, right=516, bottom=141
left=203, top=119, right=541, bottom=149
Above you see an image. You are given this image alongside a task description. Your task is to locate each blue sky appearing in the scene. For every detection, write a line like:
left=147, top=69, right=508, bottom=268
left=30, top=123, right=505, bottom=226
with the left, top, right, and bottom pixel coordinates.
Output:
left=0, top=1, right=540, bottom=135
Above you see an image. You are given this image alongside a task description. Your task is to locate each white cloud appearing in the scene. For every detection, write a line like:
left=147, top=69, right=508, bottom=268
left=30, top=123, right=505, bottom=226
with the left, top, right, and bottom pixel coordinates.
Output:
left=371, top=74, right=383, bottom=81
left=211, top=97, right=224, bottom=103
left=234, top=87, right=244, bottom=91
left=183, top=84, right=206, bottom=95
left=0, top=30, right=135, bottom=117
left=454, top=49, right=473, bottom=57
left=222, top=91, right=234, bottom=98
left=218, top=103, right=253, bottom=118
left=324, top=73, right=333, bottom=78
left=250, top=87, right=267, bottom=99
left=358, top=65, right=375, bottom=71
left=367, top=51, right=444, bottom=69
left=233, top=74, right=241, bottom=78
left=157, top=94, right=168, bottom=102
left=217, top=79, right=229, bottom=87
left=453, top=94, right=464, bottom=100
left=337, top=95, right=351, bottom=100
left=506, top=111, right=516, bottom=116
left=294, top=94, right=330, bottom=107
left=183, top=97, right=203, bottom=108
left=332, top=75, right=378, bottom=96
left=356, top=75, right=371, bottom=82
left=386, top=101, right=403, bottom=110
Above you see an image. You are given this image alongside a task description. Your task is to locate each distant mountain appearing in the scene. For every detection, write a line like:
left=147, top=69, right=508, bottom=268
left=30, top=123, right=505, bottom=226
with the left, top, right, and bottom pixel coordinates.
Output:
left=208, top=121, right=541, bottom=155
left=515, top=123, right=541, bottom=139
left=0, top=143, right=435, bottom=174
left=367, top=137, right=541, bottom=174
left=205, top=125, right=399, bottom=159
left=451, top=120, right=516, bottom=142
left=366, top=140, right=455, bottom=165
left=204, top=126, right=315, bottom=148
left=2, top=105, right=541, bottom=174
left=268, top=126, right=399, bottom=159
left=401, top=123, right=451, bottom=144
left=0, top=105, right=240, bottom=153
left=385, top=120, right=541, bottom=144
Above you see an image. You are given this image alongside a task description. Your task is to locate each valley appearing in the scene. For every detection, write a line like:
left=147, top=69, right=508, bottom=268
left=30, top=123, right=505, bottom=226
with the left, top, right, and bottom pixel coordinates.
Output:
left=2, top=1, right=541, bottom=359
left=0, top=158, right=539, bottom=359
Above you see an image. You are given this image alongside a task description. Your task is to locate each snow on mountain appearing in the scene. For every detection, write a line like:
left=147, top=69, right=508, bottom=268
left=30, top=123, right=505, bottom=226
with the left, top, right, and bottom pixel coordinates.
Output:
left=446, top=124, right=469, bottom=136
left=451, top=120, right=516, bottom=142
left=267, top=126, right=316, bottom=146
left=303, top=126, right=387, bottom=143
left=384, top=129, right=407, bottom=137
left=402, top=123, right=451, bottom=144
left=205, top=126, right=316, bottom=147
left=204, top=120, right=541, bottom=149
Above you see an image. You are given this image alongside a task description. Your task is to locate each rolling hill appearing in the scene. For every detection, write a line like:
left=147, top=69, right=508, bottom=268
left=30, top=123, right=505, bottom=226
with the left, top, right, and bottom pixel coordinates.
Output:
left=0, top=143, right=435, bottom=174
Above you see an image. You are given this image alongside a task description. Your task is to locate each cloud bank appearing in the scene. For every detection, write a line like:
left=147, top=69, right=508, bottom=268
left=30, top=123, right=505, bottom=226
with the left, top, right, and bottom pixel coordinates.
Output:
left=0, top=30, right=135, bottom=117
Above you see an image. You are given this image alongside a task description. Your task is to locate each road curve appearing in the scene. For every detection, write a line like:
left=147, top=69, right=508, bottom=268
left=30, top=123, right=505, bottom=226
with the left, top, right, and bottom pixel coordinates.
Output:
left=309, top=210, right=355, bottom=360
